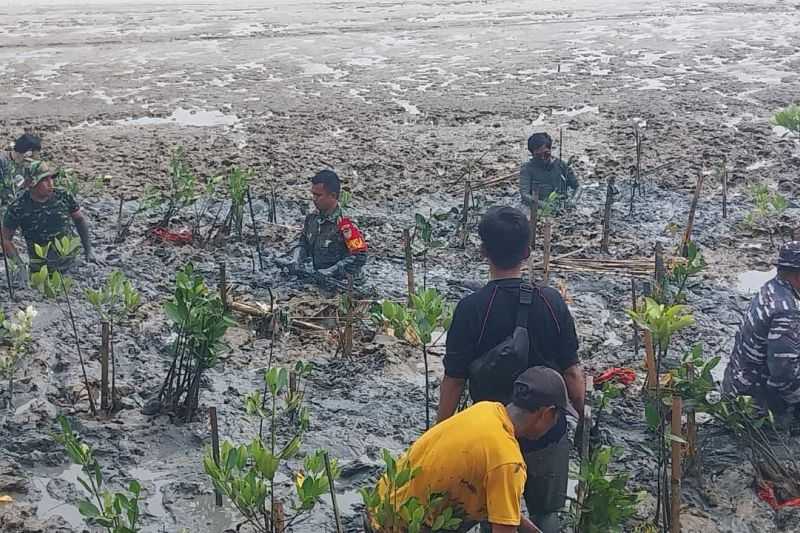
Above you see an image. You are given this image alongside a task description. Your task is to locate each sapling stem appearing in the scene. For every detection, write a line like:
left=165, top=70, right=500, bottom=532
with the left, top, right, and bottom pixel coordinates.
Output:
left=423, top=344, right=431, bottom=430
left=62, top=279, right=97, bottom=416
left=323, top=451, right=343, bottom=533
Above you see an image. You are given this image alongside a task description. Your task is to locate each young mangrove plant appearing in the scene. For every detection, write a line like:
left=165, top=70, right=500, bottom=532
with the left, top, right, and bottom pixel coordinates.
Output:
left=56, top=415, right=143, bottom=533
left=0, top=305, right=37, bottom=409
left=372, top=288, right=453, bottom=429
left=142, top=147, right=199, bottom=229
left=159, top=263, right=234, bottom=421
left=773, top=104, right=800, bottom=135
left=660, top=241, right=705, bottom=305
left=359, top=449, right=463, bottom=533
left=203, top=364, right=337, bottom=532
left=30, top=236, right=97, bottom=415
left=219, top=166, right=252, bottom=239
left=742, top=184, right=789, bottom=246
left=410, top=212, right=444, bottom=290
left=569, top=446, right=640, bottom=533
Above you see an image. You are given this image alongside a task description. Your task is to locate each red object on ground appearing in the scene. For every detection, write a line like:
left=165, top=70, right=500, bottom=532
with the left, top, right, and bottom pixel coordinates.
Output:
left=594, top=367, right=637, bottom=387
left=150, top=227, right=193, bottom=244
left=758, top=481, right=800, bottom=510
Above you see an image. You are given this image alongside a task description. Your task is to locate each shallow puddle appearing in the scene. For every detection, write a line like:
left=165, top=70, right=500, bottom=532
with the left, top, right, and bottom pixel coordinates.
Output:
left=119, top=107, right=239, bottom=127
left=736, top=269, right=775, bottom=294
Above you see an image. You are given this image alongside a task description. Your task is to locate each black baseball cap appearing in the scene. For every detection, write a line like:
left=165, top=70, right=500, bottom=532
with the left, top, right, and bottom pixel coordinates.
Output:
left=512, top=366, right=579, bottom=418
left=775, top=241, right=800, bottom=271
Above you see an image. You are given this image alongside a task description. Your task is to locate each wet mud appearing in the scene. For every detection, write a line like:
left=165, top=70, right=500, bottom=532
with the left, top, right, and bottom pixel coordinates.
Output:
left=1, top=0, right=800, bottom=532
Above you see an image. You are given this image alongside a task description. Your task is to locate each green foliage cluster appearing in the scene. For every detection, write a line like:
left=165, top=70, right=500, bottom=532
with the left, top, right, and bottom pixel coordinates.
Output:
left=56, top=416, right=142, bottom=533
left=160, top=264, right=235, bottom=420
left=571, top=447, right=640, bottom=533
left=142, top=147, right=200, bottom=228
left=29, top=236, right=81, bottom=295
left=773, top=104, right=800, bottom=134
left=742, top=184, right=789, bottom=241
left=0, top=305, right=37, bottom=408
left=85, top=270, right=141, bottom=321
left=204, top=364, right=336, bottom=533
left=360, top=450, right=462, bottom=533
left=223, top=166, right=252, bottom=238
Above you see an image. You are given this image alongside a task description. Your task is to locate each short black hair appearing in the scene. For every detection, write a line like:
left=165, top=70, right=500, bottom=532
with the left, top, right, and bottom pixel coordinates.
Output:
left=478, top=206, right=530, bottom=269
left=14, top=134, right=41, bottom=154
left=311, top=169, right=340, bottom=197
left=527, top=132, right=552, bottom=154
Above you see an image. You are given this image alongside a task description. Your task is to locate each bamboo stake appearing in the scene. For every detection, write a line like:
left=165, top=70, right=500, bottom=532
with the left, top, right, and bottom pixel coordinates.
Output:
left=459, top=180, right=471, bottom=247
left=671, top=396, right=683, bottom=533
left=644, top=330, right=657, bottom=391
left=559, top=128, right=564, bottom=162
left=686, top=362, right=697, bottom=463
left=631, top=279, right=640, bottom=357
left=209, top=406, right=223, bottom=507
left=323, top=451, right=343, bottom=533
left=529, top=189, right=540, bottom=250
left=681, top=174, right=706, bottom=256
left=542, top=222, right=552, bottom=284
left=219, top=262, right=228, bottom=310
left=100, top=321, right=110, bottom=413
left=0, top=216, right=14, bottom=301
left=342, top=276, right=354, bottom=358
left=403, top=229, right=416, bottom=306
left=601, top=174, right=615, bottom=254
left=655, top=242, right=666, bottom=298
left=575, top=375, right=594, bottom=528
left=115, top=197, right=124, bottom=242
left=722, top=161, right=728, bottom=219
left=246, top=186, right=265, bottom=270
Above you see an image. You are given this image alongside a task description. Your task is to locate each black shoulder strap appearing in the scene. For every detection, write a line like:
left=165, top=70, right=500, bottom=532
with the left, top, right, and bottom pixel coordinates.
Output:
left=517, top=282, right=533, bottom=328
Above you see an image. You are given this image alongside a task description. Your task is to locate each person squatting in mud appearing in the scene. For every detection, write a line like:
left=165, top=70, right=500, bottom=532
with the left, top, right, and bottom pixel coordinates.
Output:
left=519, top=133, right=580, bottom=210
left=723, top=241, right=800, bottom=418
left=366, top=367, right=578, bottom=533
left=276, top=169, right=367, bottom=279
left=0, top=133, right=42, bottom=206
left=1, top=161, right=101, bottom=283
left=438, top=206, right=585, bottom=533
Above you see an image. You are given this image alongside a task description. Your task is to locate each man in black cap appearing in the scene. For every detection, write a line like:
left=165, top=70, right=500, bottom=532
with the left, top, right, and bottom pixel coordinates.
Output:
left=2, top=162, right=100, bottom=278
left=723, top=241, right=800, bottom=414
left=277, top=169, right=367, bottom=279
left=0, top=134, right=42, bottom=205
left=368, top=366, right=576, bottom=533
left=438, top=206, right=584, bottom=533
left=519, top=132, right=579, bottom=209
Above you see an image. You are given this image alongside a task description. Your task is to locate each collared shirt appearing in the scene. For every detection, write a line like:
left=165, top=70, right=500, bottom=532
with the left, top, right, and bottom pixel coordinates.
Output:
left=519, top=157, right=578, bottom=207
left=295, top=204, right=367, bottom=273
left=723, top=277, right=800, bottom=405
left=3, top=189, right=79, bottom=257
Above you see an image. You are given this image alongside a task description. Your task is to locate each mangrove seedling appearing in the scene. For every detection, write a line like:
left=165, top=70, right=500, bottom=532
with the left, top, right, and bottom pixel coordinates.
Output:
left=142, top=147, right=199, bottom=228
left=204, top=363, right=338, bottom=532
left=359, top=449, right=463, bottom=533
left=30, top=236, right=97, bottom=415
left=0, top=305, right=37, bottom=409
left=410, top=212, right=445, bottom=290
left=56, top=416, right=143, bottom=533
left=742, top=184, right=789, bottom=246
left=159, top=263, right=235, bottom=421
left=569, top=446, right=640, bottom=533
left=773, top=104, right=800, bottom=135
left=660, top=241, right=705, bottom=304
left=372, top=288, right=453, bottom=429
left=219, top=166, right=252, bottom=239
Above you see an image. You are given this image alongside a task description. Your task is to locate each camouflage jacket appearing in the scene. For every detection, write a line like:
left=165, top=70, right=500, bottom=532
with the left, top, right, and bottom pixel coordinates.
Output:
left=723, top=277, right=800, bottom=406
left=3, top=189, right=79, bottom=257
left=519, top=157, right=578, bottom=206
left=292, top=205, right=367, bottom=274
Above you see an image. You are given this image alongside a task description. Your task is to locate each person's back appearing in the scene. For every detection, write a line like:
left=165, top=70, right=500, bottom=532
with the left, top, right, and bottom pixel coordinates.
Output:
left=384, top=402, right=526, bottom=527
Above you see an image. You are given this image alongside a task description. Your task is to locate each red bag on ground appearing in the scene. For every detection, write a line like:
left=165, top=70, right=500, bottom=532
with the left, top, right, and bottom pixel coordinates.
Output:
left=594, top=367, right=637, bottom=387
left=150, top=227, right=193, bottom=244
left=758, top=481, right=800, bottom=510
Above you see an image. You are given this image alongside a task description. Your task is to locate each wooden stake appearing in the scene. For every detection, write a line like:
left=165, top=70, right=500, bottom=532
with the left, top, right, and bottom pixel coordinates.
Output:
left=643, top=330, right=657, bottom=391
left=100, top=321, right=110, bottom=413
left=342, top=276, right=354, bottom=358
left=601, top=174, right=615, bottom=254
left=655, top=242, right=666, bottom=298
left=681, top=174, right=706, bottom=256
left=246, top=186, right=265, bottom=270
left=721, top=162, right=728, bottom=219
left=0, top=216, right=15, bottom=301
left=115, top=197, right=124, bottom=242
left=631, top=279, right=640, bottom=357
left=686, top=362, right=697, bottom=463
left=323, top=451, right=343, bottom=533
left=559, top=128, right=564, bottom=162
left=209, top=407, right=223, bottom=507
left=403, top=229, right=416, bottom=306
left=218, top=262, right=228, bottom=310
left=459, top=180, right=471, bottom=247
left=542, top=222, right=553, bottom=284
left=575, top=375, right=594, bottom=529
left=529, top=189, right=540, bottom=250
left=671, top=395, right=683, bottom=533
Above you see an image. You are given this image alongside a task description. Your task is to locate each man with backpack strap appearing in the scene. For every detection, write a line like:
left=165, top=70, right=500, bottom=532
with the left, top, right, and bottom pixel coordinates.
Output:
left=437, top=206, right=585, bottom=533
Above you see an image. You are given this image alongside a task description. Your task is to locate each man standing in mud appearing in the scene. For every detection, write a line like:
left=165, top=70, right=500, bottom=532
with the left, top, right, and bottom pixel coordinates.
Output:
left=277, top=169, right=367, bottom=280
left=519, top=133, right=579, bottom=209
left=367, top=367, right=576, bottom=533
left=437, top=206, right=584, bottom=533
left=2, top=162, right=100, bottom=278
left=0, top=134, right=42, bottom=205
left=723, top=242, right=800, bottom=415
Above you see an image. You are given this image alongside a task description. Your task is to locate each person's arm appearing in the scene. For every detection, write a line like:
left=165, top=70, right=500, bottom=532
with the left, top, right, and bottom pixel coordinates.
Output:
left=519, top=516, right=543, bottom=533
left=437, top=375, right=465, bottom=423
left=318, top=217, right=368, bottom=276
left=1, top=207, right=20, bottom=259
left=564, top=363, right=586, bottom=416
left=71, top=210, right=99, bottom=263
left=519, top=164, right=534, bottom=207
left=438, top=299, right=475, bottom=422
left=766, top=310, right=800, bottom=408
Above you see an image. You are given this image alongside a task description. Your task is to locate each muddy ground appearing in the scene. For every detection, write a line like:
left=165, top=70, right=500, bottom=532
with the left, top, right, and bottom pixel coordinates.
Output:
left=1, top=0, right=800, bottom=531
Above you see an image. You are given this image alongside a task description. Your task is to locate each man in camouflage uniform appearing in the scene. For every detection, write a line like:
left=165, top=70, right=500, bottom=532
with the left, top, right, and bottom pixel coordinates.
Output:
left=278, top=169, right=367, bottom=279
left=2, top=162, right=100, bottom=279
left=723, top=241, right=800, bottom=414
left=0, top=134, right=41, bottom=205
left=519, top=133, right=579, bottom=209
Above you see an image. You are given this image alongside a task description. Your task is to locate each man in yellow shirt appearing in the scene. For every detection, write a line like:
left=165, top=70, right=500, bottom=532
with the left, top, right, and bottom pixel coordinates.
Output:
left=367, top=366, right=577, bottom=532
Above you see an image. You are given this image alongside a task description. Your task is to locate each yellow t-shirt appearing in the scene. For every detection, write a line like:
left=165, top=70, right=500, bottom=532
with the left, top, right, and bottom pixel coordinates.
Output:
left=378, top=402, right=526, bottom=526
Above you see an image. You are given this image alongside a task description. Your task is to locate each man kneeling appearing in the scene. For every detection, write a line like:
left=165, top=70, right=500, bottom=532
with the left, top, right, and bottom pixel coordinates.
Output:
left=365, top=367, right=577, bottom=533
